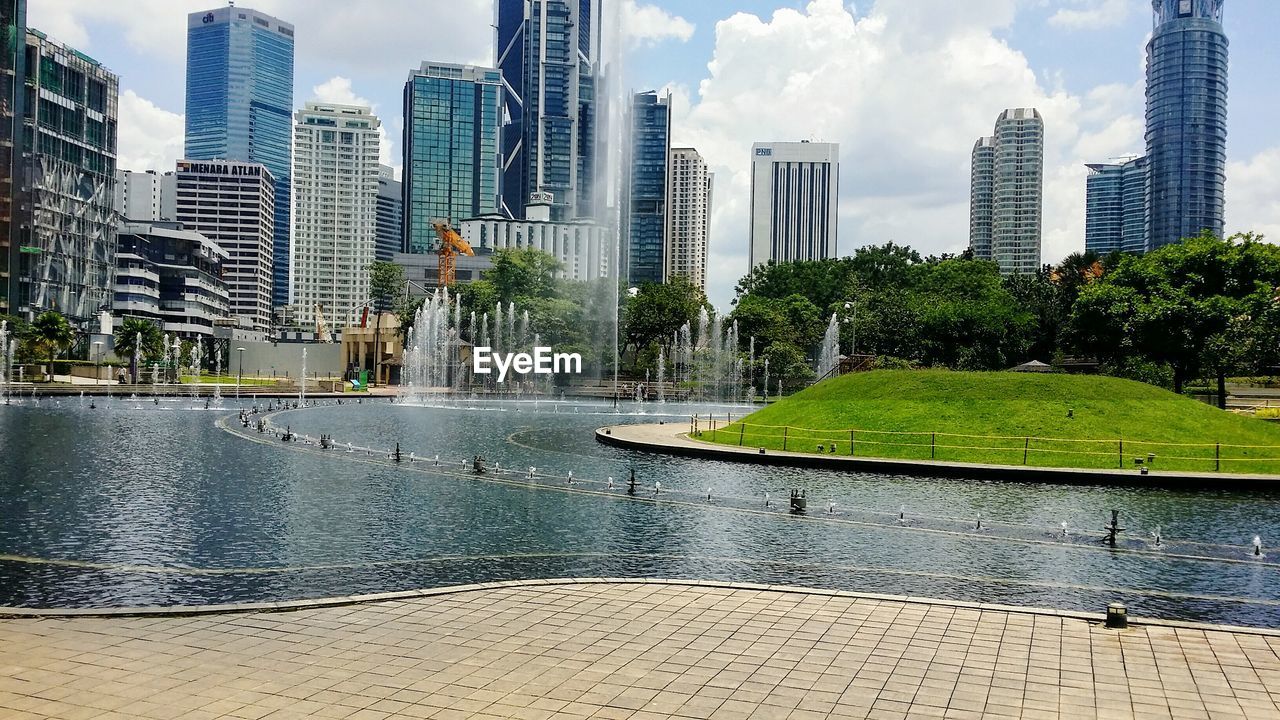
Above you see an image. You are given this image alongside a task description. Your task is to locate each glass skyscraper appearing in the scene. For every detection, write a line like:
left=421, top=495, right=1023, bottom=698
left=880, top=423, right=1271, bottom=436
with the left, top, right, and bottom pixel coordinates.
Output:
left=1146, top=0, right=1228, bottom=250
left=496, top=0, right=602, bottom=221
left=401, top=63, right=502, bottom=254
left=184, top=6, right=294, bottom=309
left=1085, top=157, right=1149, bottom=255
left=622, top=91, right=670, bottom=285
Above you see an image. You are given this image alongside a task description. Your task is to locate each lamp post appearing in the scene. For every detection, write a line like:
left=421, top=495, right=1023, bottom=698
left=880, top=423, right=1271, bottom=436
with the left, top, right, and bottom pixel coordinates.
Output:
left=236, top=347, right=246, bottom=401
left=93, top=341, right=103, bottom=388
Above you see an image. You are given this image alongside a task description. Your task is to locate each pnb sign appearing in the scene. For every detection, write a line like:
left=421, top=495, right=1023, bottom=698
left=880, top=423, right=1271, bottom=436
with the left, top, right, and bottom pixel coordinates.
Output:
left=528, top=191, right=554, bottom=204
left=755, top=147, right=773, bottom=157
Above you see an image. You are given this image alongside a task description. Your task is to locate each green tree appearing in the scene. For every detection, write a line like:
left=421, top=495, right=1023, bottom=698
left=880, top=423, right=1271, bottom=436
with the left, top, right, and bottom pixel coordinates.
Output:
left=0, top=314, right=32, bottom=363
left=621, top=277, right=709, bottom=363
left=29, top=311, right=74, bottom=364
left=760, top=342, right=814, bottom=393
left=488, top=248, right=562, bottom=303
left=114, top=317, right=164, bottom=381
left=368, top=261, right=407, bottom=385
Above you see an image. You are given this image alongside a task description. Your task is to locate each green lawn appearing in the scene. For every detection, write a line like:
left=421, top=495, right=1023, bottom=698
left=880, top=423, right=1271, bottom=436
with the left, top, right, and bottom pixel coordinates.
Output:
left=700, top=370, right=1280, bottom=475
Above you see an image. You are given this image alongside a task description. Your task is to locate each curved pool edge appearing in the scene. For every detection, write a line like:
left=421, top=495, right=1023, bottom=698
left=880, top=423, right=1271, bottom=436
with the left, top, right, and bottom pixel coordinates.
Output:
left=596, top=423, right=1280, bottom=489
left=4, top=577, right=1279, bottom=637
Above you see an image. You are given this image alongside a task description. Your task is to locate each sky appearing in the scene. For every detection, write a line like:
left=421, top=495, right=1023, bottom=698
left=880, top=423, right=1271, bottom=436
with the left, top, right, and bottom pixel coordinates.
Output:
left=30, top=0, right=1280, bottom=310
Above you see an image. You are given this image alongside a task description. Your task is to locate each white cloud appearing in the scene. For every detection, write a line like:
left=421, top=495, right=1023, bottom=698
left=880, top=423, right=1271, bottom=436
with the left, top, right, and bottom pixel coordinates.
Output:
left=1048, top=0, right=1133, bottom=31
left=623, top=1, right=695, bottom=48
left=673, top=0, right=1144, bottom=309
left=1227, top=147, right=1280, bottom=242
left=115, top=90, right=184, bottom=173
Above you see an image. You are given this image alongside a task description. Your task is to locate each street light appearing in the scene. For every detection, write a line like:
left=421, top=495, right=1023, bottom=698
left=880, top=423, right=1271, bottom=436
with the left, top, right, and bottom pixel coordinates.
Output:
left=92, top=341, right=103, bottom=389
left=236, top=347, right=246, bottom=401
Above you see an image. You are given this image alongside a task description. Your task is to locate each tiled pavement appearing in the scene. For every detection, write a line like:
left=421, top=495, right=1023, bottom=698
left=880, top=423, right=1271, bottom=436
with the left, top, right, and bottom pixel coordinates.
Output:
left=2, top=582, right=1279, bottom=720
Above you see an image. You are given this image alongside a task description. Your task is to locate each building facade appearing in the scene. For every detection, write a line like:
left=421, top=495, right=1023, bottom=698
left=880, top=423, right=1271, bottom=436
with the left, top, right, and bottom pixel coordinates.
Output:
left=0, top=0, right=25, bottom=317
left=665, top=148, right=712, bottom=291
left=461, top=203, right=610, bottom=283
left=748, top=141, right=839, bottom=267
left=1085, top=156, right=1149, bottom=255
left=290, top=103, right=380, bottom=331
left=622, top=91, right=670, bottom=285
left=185, top=6, right=294, bottom=308
left=496, top=0, right=602, bottom=221
left=1146, top=0, right=1228, bottom=250
left=114, top=169, right=176, bottom=222
left=14, top=28, right=119, bottom=324
left=969, top=108, right=1043, bottom=275
left=402, top=62, right=502, bottom=253
left=113, top=220, right=229, bottom=340
left=968, top=137, right=995, bottom=262
left=173, top=160, right=275, bottom=334
left=375, top=165, right=402, bottom=263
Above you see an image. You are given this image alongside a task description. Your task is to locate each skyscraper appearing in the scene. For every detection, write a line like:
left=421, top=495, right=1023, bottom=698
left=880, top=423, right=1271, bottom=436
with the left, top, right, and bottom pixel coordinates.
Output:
left=496, top=0, right=602, bottom=221
left=0, top=0, right=25, bottom=317
left=375, top=165, right=402, bottom=263
left=174, top=160, right=275, bottom=335
left=15, top=28, right=119, bottom=324
left=1085, top=157, right=1149, bottom=255
left=749, top=141, right=839, bottom=267
left=666, top=148, right=712, bottom=291
left=290, top=103, right=381, bottom=331
left=1146, top=0, right=1228, bottom=249
left=969, top=109, right=1043, bottom=275
left=622, top=91, right=670, bottom=285
left=184, top=6, right=294, bottom=308
left=401, top=62, right=502, bottom=254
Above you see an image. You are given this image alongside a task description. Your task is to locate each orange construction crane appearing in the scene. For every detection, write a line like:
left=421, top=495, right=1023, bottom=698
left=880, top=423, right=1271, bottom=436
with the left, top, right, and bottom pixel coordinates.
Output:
left=432, top=221, right=475, bottom=287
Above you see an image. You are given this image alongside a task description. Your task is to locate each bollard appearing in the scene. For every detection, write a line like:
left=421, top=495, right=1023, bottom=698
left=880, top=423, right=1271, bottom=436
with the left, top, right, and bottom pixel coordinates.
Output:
left=1105, top=603, right=1127, bottom=629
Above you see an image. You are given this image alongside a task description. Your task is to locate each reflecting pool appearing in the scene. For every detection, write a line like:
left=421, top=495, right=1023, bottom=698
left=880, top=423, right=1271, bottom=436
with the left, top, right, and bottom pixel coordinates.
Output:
left=1, top=397, right=1277, bottom=628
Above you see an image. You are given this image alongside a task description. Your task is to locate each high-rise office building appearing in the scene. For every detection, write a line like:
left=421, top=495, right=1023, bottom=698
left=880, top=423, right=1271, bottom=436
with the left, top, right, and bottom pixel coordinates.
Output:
left=496, top=0, right=603, bottom=221
left=748, top=141, right=839, bottom=267
left=622, top=91, right=670, bottom=285
left=184, top=6, right=294, bottom=309
left=969, top=108, right=1043, bottom=275
left=1085, top=157, right=1149, bottom=255
left=401, top=62, right=502, bottom=253
left=375, top=165, right=402, bottom=263
left=0, top=0, right=25, bottom=317
left=666, top=148, right=712, bottom=291
left=14, top=28, right=119, bottom=324
left=114, top=169, right=176, bottom=222
left=1146, top=0, right=1228, bottom=250
left=173, top=159, right=275, bottom=335
left=290, top=103, right=380, bottom=331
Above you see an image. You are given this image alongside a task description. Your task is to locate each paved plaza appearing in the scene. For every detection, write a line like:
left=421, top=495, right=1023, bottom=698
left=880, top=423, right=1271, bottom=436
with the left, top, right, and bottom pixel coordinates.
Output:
left=2, top=581, right=1279, bottom=720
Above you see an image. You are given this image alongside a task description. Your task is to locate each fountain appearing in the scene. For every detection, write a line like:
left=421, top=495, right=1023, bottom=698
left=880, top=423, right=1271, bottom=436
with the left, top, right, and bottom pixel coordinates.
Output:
left=817, top=313, right=839, bottom=382
left=1255, top=535, right=1264, bottom=557
left=669, top=310, right=745, bottom=403
left=300, top=347, right=307, bottom=404
left=0, top=320, right=10, bottom=405
left=212, top=345, right=223, bottom=406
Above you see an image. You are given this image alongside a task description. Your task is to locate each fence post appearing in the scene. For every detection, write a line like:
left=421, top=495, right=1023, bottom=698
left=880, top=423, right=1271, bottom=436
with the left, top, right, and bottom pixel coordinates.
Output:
left=931, top=432, right=936, bottom=459
left=1023, top=437, right=1030, bottom=465
left=850, top=430, right=855, bottom=457
left=1119, top=439, right=1124, bottom=469
left=739, top=422, right=746, bottom=446
left=783, top=426, right=789, bottom=452
left=1215, top=442, right=1220, bottom=472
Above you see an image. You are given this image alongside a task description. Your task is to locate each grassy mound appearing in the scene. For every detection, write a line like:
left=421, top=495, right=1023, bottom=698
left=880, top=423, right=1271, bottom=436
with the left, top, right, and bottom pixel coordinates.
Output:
left=701, top=370, right=1280, bottom=474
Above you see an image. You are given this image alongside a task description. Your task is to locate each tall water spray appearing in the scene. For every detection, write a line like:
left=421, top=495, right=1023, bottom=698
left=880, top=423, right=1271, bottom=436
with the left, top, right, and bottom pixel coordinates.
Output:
left=817, top=313, right=840, bottom=382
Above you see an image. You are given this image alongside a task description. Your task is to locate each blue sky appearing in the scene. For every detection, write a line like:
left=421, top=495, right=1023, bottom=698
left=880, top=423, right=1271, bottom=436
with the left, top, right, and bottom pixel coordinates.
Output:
left=32, top=0, right=1280, bottom=309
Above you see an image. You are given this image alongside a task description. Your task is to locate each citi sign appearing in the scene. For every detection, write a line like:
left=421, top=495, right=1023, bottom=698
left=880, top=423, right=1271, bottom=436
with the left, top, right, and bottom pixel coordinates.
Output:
left=472, top=347, right=582, bottom=383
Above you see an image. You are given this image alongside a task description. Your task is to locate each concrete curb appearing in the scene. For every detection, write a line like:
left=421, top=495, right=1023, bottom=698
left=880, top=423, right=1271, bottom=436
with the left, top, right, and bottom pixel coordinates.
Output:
left=3, top=578, right=1279, bottom=638
left=595, top=424, right=1280, bottom=489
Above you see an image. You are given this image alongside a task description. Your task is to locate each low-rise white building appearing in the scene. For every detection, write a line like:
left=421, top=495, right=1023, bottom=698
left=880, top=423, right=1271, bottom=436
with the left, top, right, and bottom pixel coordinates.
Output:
left=112, top=221, right=230, bottom=340
left=460, top=202, right=611, bottom=282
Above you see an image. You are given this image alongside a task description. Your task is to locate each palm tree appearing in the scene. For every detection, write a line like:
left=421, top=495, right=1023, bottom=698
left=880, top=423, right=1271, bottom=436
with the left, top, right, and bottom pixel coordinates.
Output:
left=114, top=317, right=164, bottom=383
left=29, top=311, right=74, bottom=379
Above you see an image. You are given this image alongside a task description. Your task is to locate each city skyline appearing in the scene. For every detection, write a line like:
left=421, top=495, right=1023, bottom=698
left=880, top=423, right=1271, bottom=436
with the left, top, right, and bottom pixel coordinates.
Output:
left=29, top=0, right=1280, bottom=308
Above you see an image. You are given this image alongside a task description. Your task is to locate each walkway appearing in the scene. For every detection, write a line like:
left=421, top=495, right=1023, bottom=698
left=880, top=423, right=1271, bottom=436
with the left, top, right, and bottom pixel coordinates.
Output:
left=3, top=580, right=1279, bottom=719
left=596, top=424, right=1280, bottom=488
